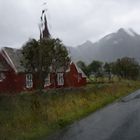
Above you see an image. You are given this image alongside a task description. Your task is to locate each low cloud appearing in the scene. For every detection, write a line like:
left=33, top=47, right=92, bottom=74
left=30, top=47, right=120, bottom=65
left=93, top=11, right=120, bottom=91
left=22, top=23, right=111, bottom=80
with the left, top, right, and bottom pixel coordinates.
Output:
left=0, top=0, right=140, bottom=47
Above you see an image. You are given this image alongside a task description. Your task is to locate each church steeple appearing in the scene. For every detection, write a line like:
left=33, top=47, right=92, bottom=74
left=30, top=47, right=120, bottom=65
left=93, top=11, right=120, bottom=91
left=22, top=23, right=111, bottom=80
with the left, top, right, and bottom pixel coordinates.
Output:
left=43, top=14, right=50, bottom=38
left=39, top=8, right=50, bottom=39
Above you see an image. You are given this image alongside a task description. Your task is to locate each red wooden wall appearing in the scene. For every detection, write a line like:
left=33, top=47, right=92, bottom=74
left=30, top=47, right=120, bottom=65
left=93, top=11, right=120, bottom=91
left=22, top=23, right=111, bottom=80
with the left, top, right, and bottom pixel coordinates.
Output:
left=0, top=51, right=86, bottom=93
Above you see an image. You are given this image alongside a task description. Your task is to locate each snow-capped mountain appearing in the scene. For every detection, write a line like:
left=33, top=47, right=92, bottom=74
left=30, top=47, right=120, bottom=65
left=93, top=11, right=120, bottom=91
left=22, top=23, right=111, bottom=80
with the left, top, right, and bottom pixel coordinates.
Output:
left=68, top=28, right=140, bottom=64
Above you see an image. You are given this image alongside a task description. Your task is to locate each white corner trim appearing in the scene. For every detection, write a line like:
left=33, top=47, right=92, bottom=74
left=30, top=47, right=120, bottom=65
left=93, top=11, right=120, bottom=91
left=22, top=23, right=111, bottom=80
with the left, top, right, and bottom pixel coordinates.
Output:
left=1, top=48, right=18, bottom=73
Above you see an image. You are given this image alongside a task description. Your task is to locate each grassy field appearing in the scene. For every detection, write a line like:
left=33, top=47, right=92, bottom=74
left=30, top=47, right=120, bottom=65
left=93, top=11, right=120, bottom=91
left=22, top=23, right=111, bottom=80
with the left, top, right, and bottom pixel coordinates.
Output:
left=0, top=80, right=140, bottom=140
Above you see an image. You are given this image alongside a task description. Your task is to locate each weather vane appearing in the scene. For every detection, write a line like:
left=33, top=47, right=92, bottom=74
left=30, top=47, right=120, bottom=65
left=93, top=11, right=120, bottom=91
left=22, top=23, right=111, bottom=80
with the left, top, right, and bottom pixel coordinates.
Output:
left=42, top=1, right=47, bottom=13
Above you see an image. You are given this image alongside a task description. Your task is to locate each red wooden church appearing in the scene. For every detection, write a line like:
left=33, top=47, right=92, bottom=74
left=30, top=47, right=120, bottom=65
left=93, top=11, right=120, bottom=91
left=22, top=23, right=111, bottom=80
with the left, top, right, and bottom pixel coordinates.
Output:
left=0, top=10, right=86, bottom=93
left=0, top=47, right=86, bottom=92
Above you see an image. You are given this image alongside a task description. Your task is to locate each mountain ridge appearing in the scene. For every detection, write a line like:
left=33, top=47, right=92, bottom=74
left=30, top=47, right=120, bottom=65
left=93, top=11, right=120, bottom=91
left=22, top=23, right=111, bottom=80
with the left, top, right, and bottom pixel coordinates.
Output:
left=68, top=28, right=140, bottom=64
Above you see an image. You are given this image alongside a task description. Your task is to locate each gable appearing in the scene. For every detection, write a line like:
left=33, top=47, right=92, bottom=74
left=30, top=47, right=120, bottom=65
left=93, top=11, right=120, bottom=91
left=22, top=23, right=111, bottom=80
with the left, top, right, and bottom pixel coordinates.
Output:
left=1, top=47, right=25, bottom=73
left=70, top=62, right=87, bottom=78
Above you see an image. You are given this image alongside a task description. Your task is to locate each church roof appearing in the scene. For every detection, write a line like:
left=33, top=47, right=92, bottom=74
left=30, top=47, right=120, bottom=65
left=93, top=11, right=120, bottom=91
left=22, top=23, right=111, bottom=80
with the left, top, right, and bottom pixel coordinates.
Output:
left=1, top=47, right=86, bottom=78
left=2, top=47, right=25, bottom=73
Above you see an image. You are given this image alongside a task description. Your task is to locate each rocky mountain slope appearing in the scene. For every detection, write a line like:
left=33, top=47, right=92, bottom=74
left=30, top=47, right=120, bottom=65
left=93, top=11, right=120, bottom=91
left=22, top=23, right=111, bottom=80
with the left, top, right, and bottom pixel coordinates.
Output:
left=68, top=28, right=140, bottom=64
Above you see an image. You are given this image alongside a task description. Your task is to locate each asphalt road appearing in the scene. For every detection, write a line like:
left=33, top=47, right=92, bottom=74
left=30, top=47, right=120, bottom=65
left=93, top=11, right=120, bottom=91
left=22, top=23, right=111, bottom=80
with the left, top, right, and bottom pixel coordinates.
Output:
left=46, top=89, right=140, bottom=140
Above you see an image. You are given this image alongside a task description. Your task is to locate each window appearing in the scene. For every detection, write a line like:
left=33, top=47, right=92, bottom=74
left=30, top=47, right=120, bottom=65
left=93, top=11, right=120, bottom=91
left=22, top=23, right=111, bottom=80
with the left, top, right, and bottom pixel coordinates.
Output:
left=44, top=74, right=51, bottom=87
left=26, top=74, right=33, bottom=88
left=0, top=73, right=6, bottom=82
left=57, top=73, right=64, bottom=86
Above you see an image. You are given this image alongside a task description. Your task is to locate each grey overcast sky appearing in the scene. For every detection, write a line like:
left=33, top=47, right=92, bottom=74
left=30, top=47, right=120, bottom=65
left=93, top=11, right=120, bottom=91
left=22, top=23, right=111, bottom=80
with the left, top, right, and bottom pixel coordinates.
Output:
left=0, top=0, right=140, bottom=48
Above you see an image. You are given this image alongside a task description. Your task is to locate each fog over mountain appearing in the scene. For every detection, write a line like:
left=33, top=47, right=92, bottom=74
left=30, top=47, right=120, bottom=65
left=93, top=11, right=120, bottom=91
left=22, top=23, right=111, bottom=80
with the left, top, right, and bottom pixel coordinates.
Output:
left=68, top=28, right=140, bottom=64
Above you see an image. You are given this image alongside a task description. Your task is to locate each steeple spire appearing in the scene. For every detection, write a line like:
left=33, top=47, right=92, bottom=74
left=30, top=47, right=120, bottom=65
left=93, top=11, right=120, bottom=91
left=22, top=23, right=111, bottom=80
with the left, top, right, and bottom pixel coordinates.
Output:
left=39, top=6, right=50, bottom=39
left=43, top=13, right=50, bottom=38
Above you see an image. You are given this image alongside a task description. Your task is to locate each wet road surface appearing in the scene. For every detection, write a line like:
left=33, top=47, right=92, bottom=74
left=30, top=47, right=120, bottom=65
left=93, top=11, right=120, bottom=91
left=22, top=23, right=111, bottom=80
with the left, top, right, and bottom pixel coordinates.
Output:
left=46, top=89, right=140, bottom=140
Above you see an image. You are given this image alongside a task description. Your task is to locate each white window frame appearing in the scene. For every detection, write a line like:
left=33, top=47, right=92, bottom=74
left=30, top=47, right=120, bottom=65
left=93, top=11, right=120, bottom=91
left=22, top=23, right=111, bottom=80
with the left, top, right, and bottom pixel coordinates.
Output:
left=44, top=74, right=51, bottom=87
left=26, top=74, right=33, bottom=88
left=57, top=73, right=64, bottom=86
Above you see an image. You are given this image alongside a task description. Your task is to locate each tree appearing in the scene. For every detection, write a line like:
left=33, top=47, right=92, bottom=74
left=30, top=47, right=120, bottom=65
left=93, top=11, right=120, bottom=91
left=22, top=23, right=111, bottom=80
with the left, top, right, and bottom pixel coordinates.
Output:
left=111, top=57, right=140, bottom=80
left=21, top=38, right=70, bottom=90
left=88, top=60, right=103, bottom=81
left=88, top=60, right=103, bottom=73
left=103, top=62, right=111, bottom=81
left=48, top=38, right=70, bottom=86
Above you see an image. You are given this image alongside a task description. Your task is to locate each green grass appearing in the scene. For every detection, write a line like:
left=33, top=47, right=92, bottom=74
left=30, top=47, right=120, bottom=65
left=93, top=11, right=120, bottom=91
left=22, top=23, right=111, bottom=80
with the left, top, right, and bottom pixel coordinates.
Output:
left=0, top=80, right=140, bottom=140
